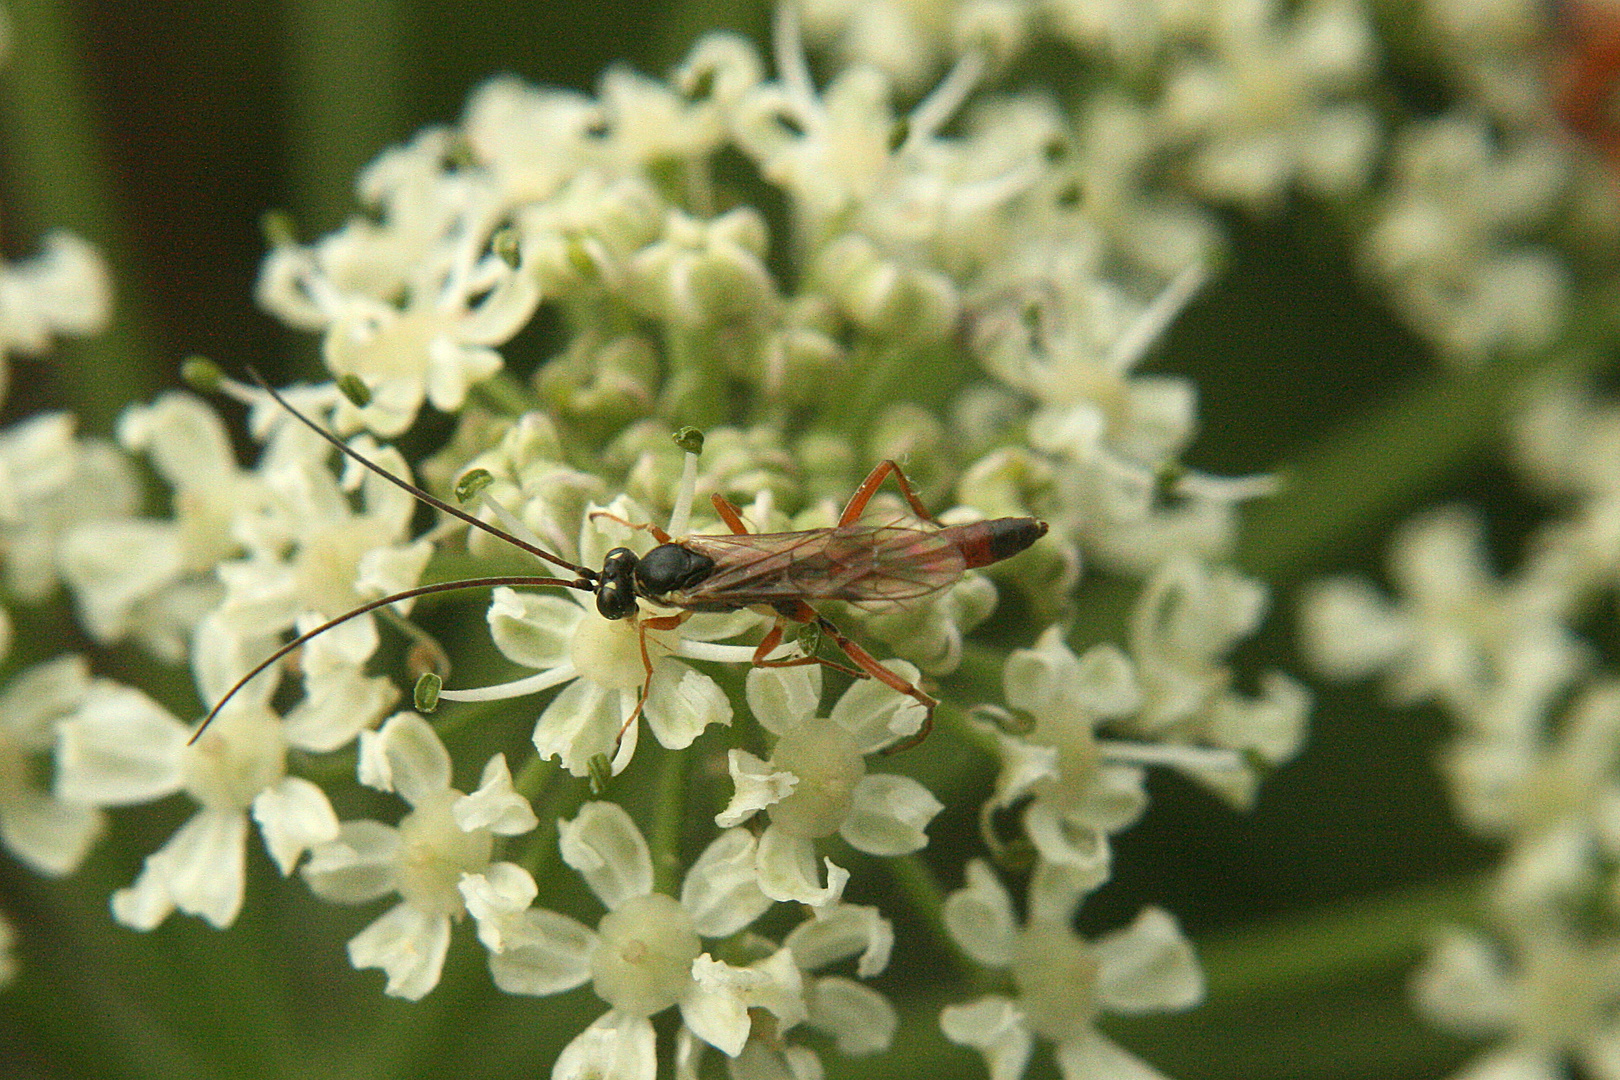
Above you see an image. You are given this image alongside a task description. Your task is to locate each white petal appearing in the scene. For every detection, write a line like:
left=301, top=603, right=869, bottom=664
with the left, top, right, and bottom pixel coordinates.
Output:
left=939, top=996, right=1032, bottom=1080
left=985, top=729, right=1058, bottom=809
left=1444, top=1049, right=1564, bottom=1080
left=942, top=859, right=1019, bottom=967
left=460, top=862, right=540, bottom=934
left=745, top=665, right=821, bottom=735
left=488, top=587, right=583, bottom=669
left=534, top=678, right=623, bottom=777
left=1411, top=928, right=1515, bottom=1033
left=113, top=808, right=247, bottom=930
left=54, top=683, right=188, bottom=806
left=680, top=965, right=751, bottom=1057
left=455, top=753, right=539, bottom=835
left=486, top=911, right=597, bottom=996
left=281, top=665, right=397, bottom=753
left=348, top=902, right=452, bottom=1000
left=302, top=820, right=402, bottom=903
left=294, top=606, right=379, bottom=666
left=685, top=948, right=806, bottom=1056
left=554, top=1012, right=657, bottom=1080
left=559, top=801, right=653, bottom=909
left=783, top=903, right=893, bottom=978
left=0, top=654, right=91, bottom=748
left=727, top=1041, right=825, bottom=1080
left=642, top=661, right=732, bottom=749
left=358, top=713, right=451, bottom=804
left=807, top=976, right=895, bottom=1055
left=110, top=856, right=176, bottom=931
left=252, top=776, right=340, bottom=875
left=355, top=540, right=433, bottom=609
left=0, top=792, right=103, bottom=876
left=681, top=828, right=772, bottom=938
left=1022, top=800, right=1111, bottom=889
left=840, top=773, right=941, bottom=855
left=755, top=825, right=847, bottom=906
left=829, top=661, right=926, bottom=753
left=715, top=749, right=796, bottom=828
left=1055, top=1030, right=1173, bottom=1080
left=1027, top=862, right=1094, bottom=925
left=1093, top=907, right=1203, bottom=1014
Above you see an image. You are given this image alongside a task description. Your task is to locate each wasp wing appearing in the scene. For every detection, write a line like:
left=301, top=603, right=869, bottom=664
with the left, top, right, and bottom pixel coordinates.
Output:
left=677, top=525, right=967, bottom=606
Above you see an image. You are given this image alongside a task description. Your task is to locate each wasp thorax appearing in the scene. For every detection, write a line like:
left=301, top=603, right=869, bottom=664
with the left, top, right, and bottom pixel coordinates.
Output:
left=633, top=543, right=714, bottom=598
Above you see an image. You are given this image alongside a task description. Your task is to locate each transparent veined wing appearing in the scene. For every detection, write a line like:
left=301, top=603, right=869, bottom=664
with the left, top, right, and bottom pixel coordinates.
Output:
left=677, top=525, right=968, bottom=605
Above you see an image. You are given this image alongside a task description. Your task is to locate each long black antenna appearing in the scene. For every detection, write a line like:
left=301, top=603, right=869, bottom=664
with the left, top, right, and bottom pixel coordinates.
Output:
left=246, top=368, right=595, bottom=579
left=189, top=574, right=588, bottom=743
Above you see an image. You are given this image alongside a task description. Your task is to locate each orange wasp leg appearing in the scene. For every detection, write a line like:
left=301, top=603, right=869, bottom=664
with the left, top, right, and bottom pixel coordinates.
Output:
left=839, top=459, right=937, bottom=528
left=614, top=609, right=695, bottom=750
left=711, top=488, right=939, bottom=751
left=588, top=509, right=674, bottom=544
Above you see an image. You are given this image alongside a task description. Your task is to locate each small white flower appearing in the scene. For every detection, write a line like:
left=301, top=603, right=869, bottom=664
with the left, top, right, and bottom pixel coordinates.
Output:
left=941, top=859, right=1203, bottom=1080
left=302, top=713, right=535, bottom=999
left=1123, top=557, right=1309, bottom=802
left=989, top=626, right=1145, bottom=880
left=680, top=899, right=901, bottom=1078
left=1159, top=0, right=1380, bottom=209
left=1300, top=508, right=1583, bottom=738
left=0, top=230, right=111, bottom=370
left=734, top=4, right=1037, bottom=266
left=715, top=664, right=940, bottom=904
left=59, top=392, right=264, bottom=661
left=256, top=143, right=540, bottom=436
left=0, top=653, right=102, bottom=876
left=0, top=412, right=139, bottom=602
left=215, top=435, right=433, bottom=667
left=458, top=801, right=794, bottom=1077
left=1361, top=113, right=1571, bottom=362
left=55, top=651, right=395, bottom=930
left=1413, top=926, right=1620, bottom=1080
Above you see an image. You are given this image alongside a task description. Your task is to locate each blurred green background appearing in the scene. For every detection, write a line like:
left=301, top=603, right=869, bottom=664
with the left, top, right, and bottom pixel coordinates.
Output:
left=0, top=0, right=1557, bottom=1077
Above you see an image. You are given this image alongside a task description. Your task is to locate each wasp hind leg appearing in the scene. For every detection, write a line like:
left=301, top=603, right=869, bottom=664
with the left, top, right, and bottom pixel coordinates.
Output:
left=839, top=459, right=938, bottom=527
left=764, top=600, right=937, bottom=752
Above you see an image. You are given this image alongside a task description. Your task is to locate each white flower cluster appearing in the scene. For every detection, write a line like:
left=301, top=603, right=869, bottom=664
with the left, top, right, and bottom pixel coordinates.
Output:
left=1301, top=380, right=1620, bottom=1075
left=0, top=230, right=111, bottom=402
left=0, top=3, right=1348, bottom=1076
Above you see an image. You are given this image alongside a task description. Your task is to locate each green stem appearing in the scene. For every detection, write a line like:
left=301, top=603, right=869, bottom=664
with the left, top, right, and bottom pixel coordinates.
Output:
left=1236, top=306, right=1617, bottom=581
left=884, top=853, right=982, bottom=983
left=280, top=0, right=407, bottom=234
left=1196, top=874, right=1487, bottom=1000
left=0, top=0, right=162, bottom=428
left=649, top=743, right=688, bottom=895
left=517, top=764, right=589, bottom=882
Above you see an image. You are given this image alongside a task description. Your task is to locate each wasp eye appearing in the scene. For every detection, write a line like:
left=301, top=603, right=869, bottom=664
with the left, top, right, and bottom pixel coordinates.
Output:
left=596, top=547, right=641, bottom=620
left=596, top=583, right=638, bottom=620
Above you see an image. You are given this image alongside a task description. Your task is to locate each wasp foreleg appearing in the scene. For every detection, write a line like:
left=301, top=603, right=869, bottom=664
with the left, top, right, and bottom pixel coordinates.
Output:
left=588, top=510, right=674, bottom=545
left=613, top=610, right=695, bottom=752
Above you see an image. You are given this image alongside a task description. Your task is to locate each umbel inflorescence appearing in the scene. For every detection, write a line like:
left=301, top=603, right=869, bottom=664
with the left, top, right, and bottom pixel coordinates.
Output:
left=8, top=0, right=1615, bottom=1076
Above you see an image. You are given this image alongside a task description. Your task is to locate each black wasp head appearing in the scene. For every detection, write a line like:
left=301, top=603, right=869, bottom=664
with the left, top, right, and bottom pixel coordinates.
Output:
left=596, top=547, right=640, bottom=620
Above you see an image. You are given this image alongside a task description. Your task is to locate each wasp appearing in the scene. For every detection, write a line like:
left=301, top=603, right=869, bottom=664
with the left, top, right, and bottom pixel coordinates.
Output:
left=192, top=375, right=1048, bottom=749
